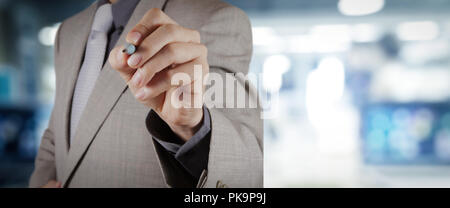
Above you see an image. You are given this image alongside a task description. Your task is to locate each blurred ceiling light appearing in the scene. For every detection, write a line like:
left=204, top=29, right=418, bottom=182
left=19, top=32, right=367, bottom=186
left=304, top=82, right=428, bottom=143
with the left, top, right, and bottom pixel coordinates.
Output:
left=338, top=0, right=384, bottom=16
left=351, top=24, right=380, bottom=42
left=310, top=25, right=351, bottom=53
left=286, top=35, right=314, bottom=54
left=311, top=24, right=351, bottom=42
left=309, top=57, right=346, bottom=102
left=252, top=27, right=277, bottom=46
left=252, top=27, right=285, bottom=53
left=42, top=65, right=56, bottom=91
left=287, top=25, right=352, bottom=54
left=287, top=34, right=351, bottom=54
left=371, top=64, right=450, bottom=102
left=262, top=55, right=291, bottom=93
left=396, top=21, right=439, bottom=41
left=38, top=23, right=60, bottom=46
left=305, top=57, right=346, bottom=126
left=305, top=57, right=357, bottom=154
left=400, top=41, right=449, bottom=64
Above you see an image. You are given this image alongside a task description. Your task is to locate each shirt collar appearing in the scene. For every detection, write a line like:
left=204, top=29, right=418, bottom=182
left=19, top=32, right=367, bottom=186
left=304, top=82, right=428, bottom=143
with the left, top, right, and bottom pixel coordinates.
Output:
left=98, top=0, right=141, bottom=29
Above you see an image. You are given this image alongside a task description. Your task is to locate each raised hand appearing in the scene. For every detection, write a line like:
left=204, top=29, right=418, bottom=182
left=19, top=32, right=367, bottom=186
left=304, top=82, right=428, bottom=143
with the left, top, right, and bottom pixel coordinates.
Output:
left=109, top=8, right=209, bottom=141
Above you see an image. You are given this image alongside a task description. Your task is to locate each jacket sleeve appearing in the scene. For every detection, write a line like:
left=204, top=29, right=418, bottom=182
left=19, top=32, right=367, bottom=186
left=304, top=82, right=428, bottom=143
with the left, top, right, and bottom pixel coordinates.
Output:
left=152, top=3, right=263, bottom=188
left=28, top=23, right=63, bottom=188
left=147, top=106, right=211, bottom=181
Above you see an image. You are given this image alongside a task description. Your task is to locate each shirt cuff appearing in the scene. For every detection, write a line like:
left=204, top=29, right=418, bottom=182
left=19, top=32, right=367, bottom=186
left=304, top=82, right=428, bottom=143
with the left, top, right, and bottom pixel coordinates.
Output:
left=146, top=106, right=211, bottom=179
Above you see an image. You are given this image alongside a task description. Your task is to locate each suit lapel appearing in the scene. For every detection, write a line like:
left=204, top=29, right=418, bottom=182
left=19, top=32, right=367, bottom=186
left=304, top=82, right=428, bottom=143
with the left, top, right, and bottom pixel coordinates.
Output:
left=62, top=0, right=168, bottom=187
left=60, top=3, right=98, bottom=156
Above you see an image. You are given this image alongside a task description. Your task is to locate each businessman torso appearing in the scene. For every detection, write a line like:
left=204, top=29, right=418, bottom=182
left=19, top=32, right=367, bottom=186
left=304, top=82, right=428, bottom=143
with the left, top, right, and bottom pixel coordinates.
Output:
left=30, top=0, right=263, bottom=188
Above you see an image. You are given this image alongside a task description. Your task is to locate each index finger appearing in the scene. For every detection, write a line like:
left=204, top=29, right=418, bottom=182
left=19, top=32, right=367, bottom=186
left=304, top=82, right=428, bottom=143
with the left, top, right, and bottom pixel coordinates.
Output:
left=126, top=8, right=177, bottom=45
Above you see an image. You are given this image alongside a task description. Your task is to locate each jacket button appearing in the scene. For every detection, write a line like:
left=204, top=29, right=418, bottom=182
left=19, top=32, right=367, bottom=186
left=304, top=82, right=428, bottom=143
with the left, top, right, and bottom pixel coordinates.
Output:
left=216, top=180, right=228, bottom=188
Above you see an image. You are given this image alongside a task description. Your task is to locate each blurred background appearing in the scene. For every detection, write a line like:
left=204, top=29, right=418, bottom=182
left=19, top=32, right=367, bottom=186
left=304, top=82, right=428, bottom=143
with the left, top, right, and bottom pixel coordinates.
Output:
left=0, top=0, right=450, bottom=187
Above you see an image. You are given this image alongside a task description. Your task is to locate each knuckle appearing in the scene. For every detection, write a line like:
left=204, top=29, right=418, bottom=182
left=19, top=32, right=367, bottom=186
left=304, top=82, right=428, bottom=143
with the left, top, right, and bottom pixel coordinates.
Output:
left=150, top=8, right=162, bottom=14
left=135, top=24, right=147, bottom=33
left=164, top=24, right=178, bottom=35
left=164, top=44, right=177, bottom=57
left=146, top=89, right=157, bottom=98
left=148, top=8, right=162, bottom=18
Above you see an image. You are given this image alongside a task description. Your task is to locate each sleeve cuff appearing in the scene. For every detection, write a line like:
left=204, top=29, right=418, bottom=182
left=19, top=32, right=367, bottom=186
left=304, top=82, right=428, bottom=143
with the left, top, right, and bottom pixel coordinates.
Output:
left=146, top=106, right=212, bottom=179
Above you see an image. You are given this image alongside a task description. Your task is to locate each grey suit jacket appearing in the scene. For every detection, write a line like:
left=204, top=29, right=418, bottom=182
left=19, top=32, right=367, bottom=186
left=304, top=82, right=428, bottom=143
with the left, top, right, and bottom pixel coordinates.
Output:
left=29, top=0, right=263, bottom=188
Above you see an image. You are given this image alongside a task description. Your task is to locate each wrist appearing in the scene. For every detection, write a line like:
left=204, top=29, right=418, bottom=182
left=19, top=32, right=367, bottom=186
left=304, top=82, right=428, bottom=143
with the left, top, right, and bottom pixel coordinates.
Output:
left=167, top=111, right=203, bottom=142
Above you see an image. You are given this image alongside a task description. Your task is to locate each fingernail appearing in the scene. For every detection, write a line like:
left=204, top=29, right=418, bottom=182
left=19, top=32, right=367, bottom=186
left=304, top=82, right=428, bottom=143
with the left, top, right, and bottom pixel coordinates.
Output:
left=131, top=70, right=142, bottom=87
left=127, top=54, right=141, bottom=67
left=135, top=88, right=146, bottom=100
left=129, top=32, right=141, bottom=44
